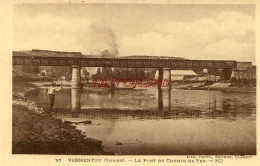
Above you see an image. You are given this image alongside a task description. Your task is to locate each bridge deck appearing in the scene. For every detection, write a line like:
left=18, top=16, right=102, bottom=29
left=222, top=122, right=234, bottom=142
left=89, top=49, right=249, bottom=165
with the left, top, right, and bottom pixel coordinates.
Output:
left=13, top=56, right=236, bottom=69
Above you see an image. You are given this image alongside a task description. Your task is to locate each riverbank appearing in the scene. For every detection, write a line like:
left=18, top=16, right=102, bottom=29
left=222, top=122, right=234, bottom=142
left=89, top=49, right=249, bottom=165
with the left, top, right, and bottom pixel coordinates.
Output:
left=12, top=69, right=108, bottom=154
left=173, top=81, right=256, bottom=93
left=12, top=104, right=103, bottom=154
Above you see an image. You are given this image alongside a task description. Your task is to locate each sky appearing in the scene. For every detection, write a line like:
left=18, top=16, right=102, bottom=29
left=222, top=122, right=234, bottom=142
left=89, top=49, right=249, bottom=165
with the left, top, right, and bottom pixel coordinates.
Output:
left=13, top=4, right=255, bottom=63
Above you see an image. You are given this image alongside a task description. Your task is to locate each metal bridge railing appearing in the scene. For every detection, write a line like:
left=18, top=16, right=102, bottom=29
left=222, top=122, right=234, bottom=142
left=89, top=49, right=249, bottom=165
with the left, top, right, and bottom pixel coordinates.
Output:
left=13, top=56, right=237, bottom=69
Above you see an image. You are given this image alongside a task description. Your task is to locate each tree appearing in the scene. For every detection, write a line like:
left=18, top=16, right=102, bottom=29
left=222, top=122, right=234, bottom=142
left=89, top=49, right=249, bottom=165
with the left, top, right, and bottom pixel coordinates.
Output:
left=22, top=66, right=39, bottom=74
left=101, top=67, right=113, bottom=79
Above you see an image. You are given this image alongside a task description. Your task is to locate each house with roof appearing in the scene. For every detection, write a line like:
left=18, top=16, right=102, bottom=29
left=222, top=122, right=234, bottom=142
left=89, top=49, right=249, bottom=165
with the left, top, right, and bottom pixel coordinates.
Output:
left=155, top=70, right=197, bottom=81
left=231, top=62, right=256, bottom=80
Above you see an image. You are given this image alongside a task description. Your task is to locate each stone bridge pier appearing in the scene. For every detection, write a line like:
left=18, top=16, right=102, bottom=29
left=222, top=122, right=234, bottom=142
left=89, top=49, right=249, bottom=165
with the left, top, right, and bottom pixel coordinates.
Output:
left=71, top=65, right=81, bottom=111
left=223, top=68, right=233, bottom=80
left=158, top=88, right=171, bottom=111
left=157, top=68, right=171, bottom=89
left=163, top=68, right=171, bottom=89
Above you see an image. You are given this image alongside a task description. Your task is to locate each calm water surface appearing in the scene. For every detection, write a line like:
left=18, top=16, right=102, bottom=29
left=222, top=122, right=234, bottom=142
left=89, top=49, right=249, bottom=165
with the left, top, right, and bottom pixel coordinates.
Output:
left=29, top=87, right=256, bottom=155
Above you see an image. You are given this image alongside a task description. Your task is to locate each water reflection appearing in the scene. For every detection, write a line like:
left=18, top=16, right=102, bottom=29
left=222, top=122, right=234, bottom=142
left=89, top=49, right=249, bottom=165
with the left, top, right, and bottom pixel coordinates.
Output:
left=158, top=89, right=171, bottom=111
left=158, top=89, right=163, bottom=111
left=71, top=110, right=80, bottom=118
left=28, top=87, right=256, bottom=120
left=28, top=87, right=256, bottom=155
left=71, top=88, right=81, bottom=112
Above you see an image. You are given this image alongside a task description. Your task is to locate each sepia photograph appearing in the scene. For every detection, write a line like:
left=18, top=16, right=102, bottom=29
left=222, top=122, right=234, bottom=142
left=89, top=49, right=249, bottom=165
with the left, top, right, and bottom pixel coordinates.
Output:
left=11, top=3, right=256, bottom=156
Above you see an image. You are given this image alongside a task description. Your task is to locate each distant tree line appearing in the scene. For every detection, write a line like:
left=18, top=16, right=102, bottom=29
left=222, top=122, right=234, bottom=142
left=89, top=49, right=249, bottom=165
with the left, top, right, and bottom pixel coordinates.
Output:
left=20, top=66, right=40, bottom=74
left=91, top=67, right=156, bottom=81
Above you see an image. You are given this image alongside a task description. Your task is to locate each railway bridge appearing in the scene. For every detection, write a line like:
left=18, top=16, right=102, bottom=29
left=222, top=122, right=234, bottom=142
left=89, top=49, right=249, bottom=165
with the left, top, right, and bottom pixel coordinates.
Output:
left=13, top=53, right=237, bottom=111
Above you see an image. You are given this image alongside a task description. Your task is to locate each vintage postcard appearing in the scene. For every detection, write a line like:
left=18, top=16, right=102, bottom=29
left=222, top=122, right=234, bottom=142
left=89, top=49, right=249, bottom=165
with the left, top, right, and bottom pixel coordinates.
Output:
left=0, top=0, right=259, bottom=165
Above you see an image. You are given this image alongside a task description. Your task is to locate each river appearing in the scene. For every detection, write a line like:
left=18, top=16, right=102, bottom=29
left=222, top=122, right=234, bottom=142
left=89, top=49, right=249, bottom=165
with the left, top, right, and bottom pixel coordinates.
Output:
left=28, top=87, right=256, bottom=155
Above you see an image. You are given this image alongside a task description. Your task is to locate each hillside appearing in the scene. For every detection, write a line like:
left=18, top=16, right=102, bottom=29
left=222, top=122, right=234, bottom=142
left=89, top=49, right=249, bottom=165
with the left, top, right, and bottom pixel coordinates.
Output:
left=13, top=49, right=83, bottom=58
left=13, top=49, right=186, bottom=60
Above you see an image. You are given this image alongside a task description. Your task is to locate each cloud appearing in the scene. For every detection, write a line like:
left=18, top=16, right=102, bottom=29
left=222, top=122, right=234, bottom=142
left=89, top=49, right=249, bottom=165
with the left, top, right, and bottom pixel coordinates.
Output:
left=14, top=13, right=92, bottom=34
left=203, top=39, right=255, bottom=61
left=13, top=13, right=92, bottom=52
left=119, top=11, right=255, bottom=63
left=13, top=10, right=255, bottom=63
left=14, top=13, right=119, bottom=56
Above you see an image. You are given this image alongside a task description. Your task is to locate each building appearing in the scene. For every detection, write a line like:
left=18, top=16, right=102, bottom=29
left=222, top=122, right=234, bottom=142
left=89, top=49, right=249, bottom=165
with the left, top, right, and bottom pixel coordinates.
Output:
left=194, top=74, right=221, bottom=81
left=155, top=70, right=197, bottom=81
left=231, top=62, right=256, bottom=80
left=236, top=62, right=252, bottom=70
left=231, top=66, right=256, bottom=80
